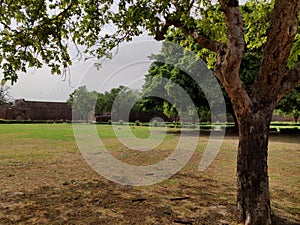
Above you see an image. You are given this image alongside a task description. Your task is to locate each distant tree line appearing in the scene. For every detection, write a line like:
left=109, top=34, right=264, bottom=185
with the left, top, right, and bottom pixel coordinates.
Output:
left=67, top=84, right=174, bottom=122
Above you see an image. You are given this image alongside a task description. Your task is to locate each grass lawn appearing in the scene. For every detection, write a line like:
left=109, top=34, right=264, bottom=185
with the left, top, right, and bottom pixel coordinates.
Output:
left=0, top=124, right=299, bottom=224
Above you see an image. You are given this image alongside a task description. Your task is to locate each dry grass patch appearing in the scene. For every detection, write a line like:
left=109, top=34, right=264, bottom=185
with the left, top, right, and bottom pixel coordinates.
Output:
left=0, top=125, right=298, bottom=224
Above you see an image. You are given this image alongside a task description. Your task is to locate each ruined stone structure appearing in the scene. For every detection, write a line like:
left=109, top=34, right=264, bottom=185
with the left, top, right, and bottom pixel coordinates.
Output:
left=0, top=99, right=72, bottom=121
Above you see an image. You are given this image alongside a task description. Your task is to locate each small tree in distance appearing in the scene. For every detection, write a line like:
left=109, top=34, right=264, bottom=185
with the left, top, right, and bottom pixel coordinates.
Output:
left=0, top=85, right=11, bottom=106
left=67, top=85, right=98, bottom=122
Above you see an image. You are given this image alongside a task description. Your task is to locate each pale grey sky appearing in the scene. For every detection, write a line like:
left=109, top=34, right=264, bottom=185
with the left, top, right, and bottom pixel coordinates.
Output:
left=7, top=35, right=161, bottom=102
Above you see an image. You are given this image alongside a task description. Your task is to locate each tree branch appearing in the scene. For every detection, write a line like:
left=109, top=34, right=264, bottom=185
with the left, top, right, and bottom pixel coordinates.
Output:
left=252, top=0, right=300, bottom=104
left=278, top=61, right=300, bottom=101
left=216, top=0, right=251, bottom=119
left=184, top=28, right=225, bottom=53
left=218, top=0, right=244, bottom=76
left=154, top=16, right=223, bottom=53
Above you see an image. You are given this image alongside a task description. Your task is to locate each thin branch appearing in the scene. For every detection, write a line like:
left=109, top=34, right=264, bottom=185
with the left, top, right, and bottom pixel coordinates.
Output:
left=33, top=2, right=74, bottom=35
left=72, top=41, right=83, bottom=61
left=171, top=0, right=195, bottom=15
left=184, top=28, right=224, bottom=53
left=47, top=3, right=74, bottom=23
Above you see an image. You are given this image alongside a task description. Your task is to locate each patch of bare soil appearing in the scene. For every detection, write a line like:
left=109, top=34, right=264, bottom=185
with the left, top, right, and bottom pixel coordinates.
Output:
left=0, top=150, right=239, bottom=225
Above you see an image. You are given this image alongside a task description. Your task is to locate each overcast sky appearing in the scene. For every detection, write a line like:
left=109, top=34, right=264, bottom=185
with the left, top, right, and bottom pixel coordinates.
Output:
left=5, top=35, right=162, bottom=102
left=4, top=0, right=248, bottom=102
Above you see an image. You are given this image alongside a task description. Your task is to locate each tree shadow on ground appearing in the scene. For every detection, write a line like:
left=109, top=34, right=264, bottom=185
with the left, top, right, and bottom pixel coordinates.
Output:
left=272, top=214, right=300, bottom=225
left=269, top=133, right=300, bottom=144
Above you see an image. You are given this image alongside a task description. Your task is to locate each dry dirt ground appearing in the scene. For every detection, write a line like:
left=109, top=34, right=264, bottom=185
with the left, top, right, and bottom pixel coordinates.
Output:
left=0, top=127, right=299, bottom=225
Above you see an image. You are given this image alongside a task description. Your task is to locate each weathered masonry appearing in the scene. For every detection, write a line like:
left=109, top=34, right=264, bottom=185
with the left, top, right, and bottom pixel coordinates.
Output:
left=0, top=99, right=72, bottom=121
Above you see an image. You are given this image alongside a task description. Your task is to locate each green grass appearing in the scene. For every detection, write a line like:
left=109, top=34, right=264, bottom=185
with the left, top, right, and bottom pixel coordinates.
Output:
left=96, top=124, right=173, bottom=139
left=0, top=124, right=75, bottom=141
left=0, top=124, right=175, bottom=141
left=0, top=124, right=176, bottom=163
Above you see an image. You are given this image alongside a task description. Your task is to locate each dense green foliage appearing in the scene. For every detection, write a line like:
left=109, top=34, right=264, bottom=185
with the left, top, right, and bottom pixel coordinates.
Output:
left=95, top=86, right=123, bottom=115
left=142, top=41, right=210, bottom=122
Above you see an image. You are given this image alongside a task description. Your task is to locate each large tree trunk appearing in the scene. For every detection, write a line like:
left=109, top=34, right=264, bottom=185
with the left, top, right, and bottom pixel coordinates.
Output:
left=236, top=110, right=273, bottom=225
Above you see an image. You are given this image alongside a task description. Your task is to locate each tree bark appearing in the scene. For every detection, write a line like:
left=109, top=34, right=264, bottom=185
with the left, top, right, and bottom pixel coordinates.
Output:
left=236, top=110, right=273, bottom=225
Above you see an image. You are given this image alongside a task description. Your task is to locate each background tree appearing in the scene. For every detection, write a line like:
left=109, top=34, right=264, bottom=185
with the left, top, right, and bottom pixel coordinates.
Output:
left=276, top=86, right=300, bottom=123
left=1, top=0, right=300, bottom=224
left=142, top=41, right=210, bottom=123
left=0, top=84, right=11, bottom=106
left=69, top=85, right=145, bottom=122
left=110, top=87, right=142, bottom=121
left=95, top=85, right=127, bottom=115
left=68, top=85, right=98, bottom=122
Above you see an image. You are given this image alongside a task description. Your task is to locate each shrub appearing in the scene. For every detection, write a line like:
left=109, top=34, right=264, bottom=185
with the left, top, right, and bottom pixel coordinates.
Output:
left=269, top=128, right=278, bottom=132
left=271, top=123, right=292, bottom=126
left=158, top=122, right=165, bottom=127
left=279, top=128, right=300, bottom=134
left=226, top=126, right=238, bottom=132
left=200, top=125, right=211, bottom=130
left=152, top=120, right=158, bottom=127
left=167, top=123, right=175, bottom=128
left=175, top=123, right=182, bottom=128
left=135, top=120, right=141, bottom=126
left=0, top=119, right=9, bottom=124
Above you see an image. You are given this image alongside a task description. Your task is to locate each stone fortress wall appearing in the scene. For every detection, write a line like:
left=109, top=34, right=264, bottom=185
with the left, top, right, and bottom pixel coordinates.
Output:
left=0, top=99, right=72, bottom=121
